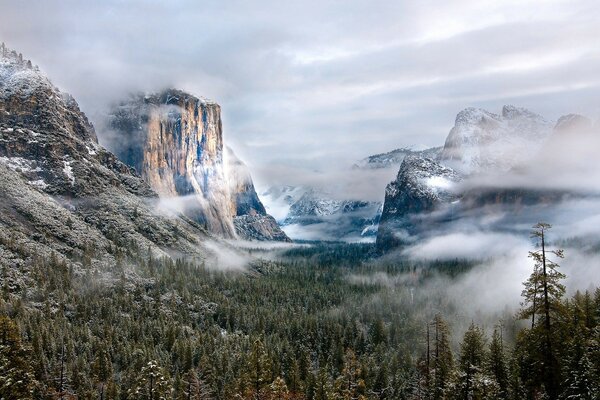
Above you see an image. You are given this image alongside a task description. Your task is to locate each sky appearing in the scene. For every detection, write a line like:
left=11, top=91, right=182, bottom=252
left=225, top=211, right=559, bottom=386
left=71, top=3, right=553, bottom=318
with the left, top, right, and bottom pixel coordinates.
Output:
left=1, top=0, right=600, bottom=191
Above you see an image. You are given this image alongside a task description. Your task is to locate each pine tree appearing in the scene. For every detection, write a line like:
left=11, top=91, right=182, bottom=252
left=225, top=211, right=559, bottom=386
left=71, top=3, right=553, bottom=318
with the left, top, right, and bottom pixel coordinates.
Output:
left=269, top=376, right=290, bottom=400
left=246, top=339, right=273, bottom=399
left=487, top=327, right=508, bottom=399
left=128, top=360, right=172, bottom=400
left=92, top=345, right=112, bottom=400
left=334, top=349, right=366, bottom=400
left=560, top=332, right=598, bottom=400
left=452, top=323, right=496, bottom=400
left=0, top=316, right=37, bottom=399
left=431, top=315, right=454, bottom=400
left=519, top=223, right=565, bottom=400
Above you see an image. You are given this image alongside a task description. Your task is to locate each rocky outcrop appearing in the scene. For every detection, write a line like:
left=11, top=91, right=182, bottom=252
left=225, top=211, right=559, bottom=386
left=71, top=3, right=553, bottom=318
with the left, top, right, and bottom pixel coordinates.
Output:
left=107, top=90, right=289, bottom=241
left=376, top=156, right=462, bottom=250
left=375, top=105, right=600, bottom=252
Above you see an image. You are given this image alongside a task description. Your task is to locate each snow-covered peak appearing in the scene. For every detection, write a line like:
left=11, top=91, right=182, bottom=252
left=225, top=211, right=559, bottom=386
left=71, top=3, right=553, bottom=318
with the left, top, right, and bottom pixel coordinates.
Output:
left=0, top=44, right=98, bottom=142
left=554, top=114, right=593, bottom=133
left=440, top=105, right=553, bottom=175
left=0, top=44, right=52, bottom=99
left=354, top=146, right=443, bottom=169
left=387, top=155, right=462, bottom=202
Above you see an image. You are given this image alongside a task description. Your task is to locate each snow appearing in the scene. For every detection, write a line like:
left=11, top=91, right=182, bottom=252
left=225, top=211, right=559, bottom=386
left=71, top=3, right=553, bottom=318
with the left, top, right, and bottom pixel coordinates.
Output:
left=440, top=105, right=553, bottom=175
left=0, top=156, right=42, bottom=172
left=85, top=145, right=97, bottom=155
left=28, top=179, right=48, bottom=189
left=63, top=161, right=75, bottom=185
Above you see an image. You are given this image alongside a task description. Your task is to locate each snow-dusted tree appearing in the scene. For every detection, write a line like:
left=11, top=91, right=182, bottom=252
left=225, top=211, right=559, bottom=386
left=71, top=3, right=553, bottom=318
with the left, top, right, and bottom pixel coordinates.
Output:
left=269, top=376, right=290, bottom=400
left=128, top=360, right=172, bottom=400
left=0, top=316, right=37, bottom=399
left=334, top=349, right=366, bottom=400
left=560, top=332, right=598, bottom=400
left=451, top=323, right=499, bottom=400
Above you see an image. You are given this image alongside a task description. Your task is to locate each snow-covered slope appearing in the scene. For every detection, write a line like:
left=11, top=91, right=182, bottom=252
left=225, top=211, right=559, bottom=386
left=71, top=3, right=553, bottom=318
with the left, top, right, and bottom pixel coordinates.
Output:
left=440, top=105, right=552, bottom=175
left=0, top=44, right=238, bottom=270
left=354, top=146, right=443, bottom=169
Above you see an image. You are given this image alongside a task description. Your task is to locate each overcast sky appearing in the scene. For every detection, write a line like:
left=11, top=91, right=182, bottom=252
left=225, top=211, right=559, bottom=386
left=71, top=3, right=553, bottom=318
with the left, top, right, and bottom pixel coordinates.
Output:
left=1, top=0, right=600, bottom=188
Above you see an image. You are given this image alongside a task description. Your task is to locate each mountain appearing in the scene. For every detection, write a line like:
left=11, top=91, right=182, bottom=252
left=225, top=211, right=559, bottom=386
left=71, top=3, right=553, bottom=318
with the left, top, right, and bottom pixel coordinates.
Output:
left=376, top=156, right=462, bottom=249
left=0, top=45, right=255, bottom=275
left=354, top=146, right=443, bottom=169
left=440, top=105, right=552, bottom=175
left=106, top=90, right=289, bottom=242
left=261, top=186, right=381, bottom=241
left=262, top=146, right=444, bottom=242
left=376, top=105, right=580, bottom=252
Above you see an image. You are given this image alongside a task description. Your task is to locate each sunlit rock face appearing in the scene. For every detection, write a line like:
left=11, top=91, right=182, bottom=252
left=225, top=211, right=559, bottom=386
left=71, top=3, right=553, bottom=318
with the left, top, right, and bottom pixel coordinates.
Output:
left=108, top=90, right=289, bottom=241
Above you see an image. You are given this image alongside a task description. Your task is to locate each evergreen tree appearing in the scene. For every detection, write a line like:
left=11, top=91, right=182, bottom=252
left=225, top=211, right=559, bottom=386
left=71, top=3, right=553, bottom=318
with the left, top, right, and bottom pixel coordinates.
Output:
left=128, top=360, right=172, bottom=400
left=519, top=223, right=565, bottom=400
left=452, top=323, right=498, bottom=400
left=246, top=339, right=273, bottom=399
left=560, top=332, right=598, bottom=400
left=0, top=316, right=37, bottom=399
left=431, top=315, right=454, bottom=400
left=487, top=327, right=508, bottom=399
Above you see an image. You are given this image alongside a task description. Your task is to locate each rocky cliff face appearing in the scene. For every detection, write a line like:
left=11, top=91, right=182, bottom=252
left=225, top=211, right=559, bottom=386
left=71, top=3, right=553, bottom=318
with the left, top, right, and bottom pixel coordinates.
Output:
left=376, top=156, right=462, bottom=250
left=107, top=90, right=289, bottom=241
left=0, top=45, right=237, bottom=273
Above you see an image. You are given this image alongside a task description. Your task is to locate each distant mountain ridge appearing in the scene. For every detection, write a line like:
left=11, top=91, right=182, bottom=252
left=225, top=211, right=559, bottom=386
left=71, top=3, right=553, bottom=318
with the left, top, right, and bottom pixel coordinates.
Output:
left=354, top=146, right=443, bottom=169
left=376, top=104, right=598, bottom=252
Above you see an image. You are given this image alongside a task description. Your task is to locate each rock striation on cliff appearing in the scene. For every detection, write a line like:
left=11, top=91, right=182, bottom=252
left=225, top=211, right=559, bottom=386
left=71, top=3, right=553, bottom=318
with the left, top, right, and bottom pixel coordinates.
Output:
left=107, top=90, right=289, bottom=241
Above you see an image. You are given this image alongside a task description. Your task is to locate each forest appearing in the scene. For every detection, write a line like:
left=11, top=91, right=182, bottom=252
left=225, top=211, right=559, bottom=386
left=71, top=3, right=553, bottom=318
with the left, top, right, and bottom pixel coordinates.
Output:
left=0, top=225, right=599, bottom=400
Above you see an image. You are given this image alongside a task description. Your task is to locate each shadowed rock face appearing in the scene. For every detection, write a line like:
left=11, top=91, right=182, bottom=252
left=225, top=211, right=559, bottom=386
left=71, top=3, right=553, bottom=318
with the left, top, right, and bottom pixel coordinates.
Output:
left=108, top=90, right=289, bottom=241
left=376, top=156, right=462, bottom=250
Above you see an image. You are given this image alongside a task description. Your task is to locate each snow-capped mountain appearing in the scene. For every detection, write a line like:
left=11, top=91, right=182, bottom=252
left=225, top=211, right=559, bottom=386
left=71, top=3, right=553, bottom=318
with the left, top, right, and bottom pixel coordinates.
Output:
left=376, top=156, right=462, bottom=249
left=261, top=185, right=382, bottom=242
left=376, top=105, right=597, bottom=252
left=440, top=105, right=553, bottom=175
left=354, top=146, right=443, bottom=169
left=106, top=90, right=289, bottom=242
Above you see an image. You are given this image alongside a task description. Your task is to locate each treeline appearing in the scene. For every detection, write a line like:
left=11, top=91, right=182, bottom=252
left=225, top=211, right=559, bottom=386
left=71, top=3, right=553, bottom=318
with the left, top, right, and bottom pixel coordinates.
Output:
left=0, top=225, right=598, bottom=399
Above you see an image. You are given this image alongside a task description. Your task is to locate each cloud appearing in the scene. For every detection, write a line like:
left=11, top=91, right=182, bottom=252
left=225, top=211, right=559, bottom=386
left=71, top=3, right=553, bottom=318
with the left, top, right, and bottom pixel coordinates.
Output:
left=402, top=231, right=529, bottom=260
left=1, top=0, right=599, bottom=180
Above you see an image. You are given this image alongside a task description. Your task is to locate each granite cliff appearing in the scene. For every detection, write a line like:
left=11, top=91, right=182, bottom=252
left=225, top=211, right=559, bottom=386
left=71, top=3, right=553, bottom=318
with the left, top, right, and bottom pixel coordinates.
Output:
left=107, top=90, right=289, bottom=241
